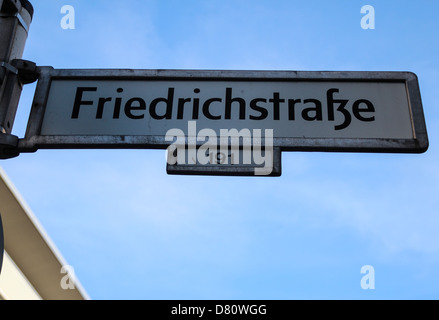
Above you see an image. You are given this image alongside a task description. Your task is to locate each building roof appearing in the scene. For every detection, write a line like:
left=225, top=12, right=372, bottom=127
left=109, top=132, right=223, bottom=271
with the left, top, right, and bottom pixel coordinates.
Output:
left=0, top=166, right=89, bottom=300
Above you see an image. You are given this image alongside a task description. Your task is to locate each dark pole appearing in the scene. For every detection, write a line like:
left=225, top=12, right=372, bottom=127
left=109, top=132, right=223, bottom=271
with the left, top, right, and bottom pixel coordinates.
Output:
left=0, top=0, right=34, bottom=159
left=0, top=0, right=34, bottom=273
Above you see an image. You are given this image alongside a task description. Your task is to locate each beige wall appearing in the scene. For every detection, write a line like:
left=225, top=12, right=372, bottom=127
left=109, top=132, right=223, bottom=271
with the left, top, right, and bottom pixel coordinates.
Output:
left=0, top=251, right=42, bottom=300
left=0, top=166, right=89, bottom=300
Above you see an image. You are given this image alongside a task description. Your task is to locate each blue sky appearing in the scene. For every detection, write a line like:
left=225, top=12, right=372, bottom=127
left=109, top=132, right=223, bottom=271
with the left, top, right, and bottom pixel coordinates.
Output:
left=1, top=0, right=439, bottom=299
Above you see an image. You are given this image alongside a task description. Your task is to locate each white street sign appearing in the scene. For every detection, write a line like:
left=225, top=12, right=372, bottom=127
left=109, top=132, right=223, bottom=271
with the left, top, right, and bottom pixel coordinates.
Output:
left=17, top=68, right=428, bottom=175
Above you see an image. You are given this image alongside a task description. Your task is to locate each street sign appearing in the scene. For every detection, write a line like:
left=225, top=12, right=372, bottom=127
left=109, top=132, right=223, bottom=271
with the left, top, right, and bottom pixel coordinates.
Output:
left=20, top=68, right=428, bottom=151
left=17, top=68, right=428, bottom=175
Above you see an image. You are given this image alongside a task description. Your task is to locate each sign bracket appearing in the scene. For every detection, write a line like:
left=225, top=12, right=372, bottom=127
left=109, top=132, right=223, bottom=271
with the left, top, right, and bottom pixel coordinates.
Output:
left=0, top=0, right=34, bottom=159
left=0, top=59, right=37, bottom=159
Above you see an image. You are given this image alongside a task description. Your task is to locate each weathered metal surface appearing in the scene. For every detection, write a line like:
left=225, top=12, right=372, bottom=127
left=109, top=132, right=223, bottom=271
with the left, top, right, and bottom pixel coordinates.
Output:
left=18, top=68, right=428, bottom=154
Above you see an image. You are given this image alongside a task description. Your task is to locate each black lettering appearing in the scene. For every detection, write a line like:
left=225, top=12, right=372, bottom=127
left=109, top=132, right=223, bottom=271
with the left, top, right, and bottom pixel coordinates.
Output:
left=113, top=88, right=124, bottom=119
left=326, top=88, right=351, bottom=130
left=269, top=92, right=285, bottom=120
left=124, top=97, right=146, bottom=119
left=353, top=99, right=375, bottom=122
left=71, top=87, right=97, bottom=119
left=335, top=99, right=351, bottom=130
left=249, top=98, right=268, bottom=120
left=193, top=98, right=200, bottom=120
left=225, top=88, right=246, bottom=120
left=177, top=98, right=191, bottom=119
left=288, top=99, right=301, bottom=120
left=192, top=88, right=201, bottom=119
left=113, top=97, right=122, bottom=119
left=302, top=99, right=323, bottom=121
left=326, top=88, right=338, bottom=121
left=203, top=98, right=222, bottom=120
left=149, top=88, right=174, bottom=120
left=97, top=97, right=112, bottom=119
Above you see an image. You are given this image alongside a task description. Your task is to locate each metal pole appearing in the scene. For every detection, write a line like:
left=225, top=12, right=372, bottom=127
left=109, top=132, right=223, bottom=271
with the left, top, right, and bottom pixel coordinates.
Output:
left=0, top=0, right=34, bottom=159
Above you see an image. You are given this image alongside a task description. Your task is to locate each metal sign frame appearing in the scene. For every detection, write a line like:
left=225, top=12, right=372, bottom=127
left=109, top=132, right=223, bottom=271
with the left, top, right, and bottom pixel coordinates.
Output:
left=166, top=147, right=283, bottom=177
left=17, top=67, right=428, bottom=155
